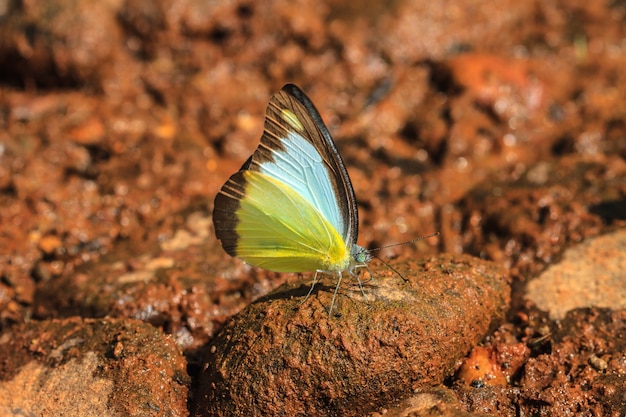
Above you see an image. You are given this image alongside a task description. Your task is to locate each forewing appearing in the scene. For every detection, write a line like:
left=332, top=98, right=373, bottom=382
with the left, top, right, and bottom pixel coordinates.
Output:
left=246, top=84, right=359, bottom=246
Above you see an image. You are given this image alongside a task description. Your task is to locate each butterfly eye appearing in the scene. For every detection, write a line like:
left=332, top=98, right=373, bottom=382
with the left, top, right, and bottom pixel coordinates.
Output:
left=280, top=109, right=304, bottom=131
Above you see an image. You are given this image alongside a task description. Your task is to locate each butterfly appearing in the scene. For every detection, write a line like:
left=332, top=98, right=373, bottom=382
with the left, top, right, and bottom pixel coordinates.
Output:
left=213, top=84, right=373, bottom=315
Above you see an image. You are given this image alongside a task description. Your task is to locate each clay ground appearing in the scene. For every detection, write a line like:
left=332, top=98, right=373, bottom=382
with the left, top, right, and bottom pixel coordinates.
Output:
left=0, top=1, right=625, bottom=416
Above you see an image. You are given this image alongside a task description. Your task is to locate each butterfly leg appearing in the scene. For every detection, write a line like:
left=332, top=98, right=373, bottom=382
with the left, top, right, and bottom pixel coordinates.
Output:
left=301, top=270, right=321, bottom=305
left=328, top=271, right=344, bottom=316
left=349, top=269, right=368, bottom=301
left=357, top=263, right=374, bottom=284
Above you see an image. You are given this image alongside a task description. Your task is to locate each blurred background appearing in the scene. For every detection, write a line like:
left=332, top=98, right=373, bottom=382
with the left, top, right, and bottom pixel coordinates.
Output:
left=1, top=0, right=625, bottom=415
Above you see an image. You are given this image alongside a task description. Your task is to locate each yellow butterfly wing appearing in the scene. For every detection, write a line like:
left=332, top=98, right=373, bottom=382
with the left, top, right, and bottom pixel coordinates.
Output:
left=214, top=170, right=350, bottom=272
left=213, top=84, right=366, bottom=275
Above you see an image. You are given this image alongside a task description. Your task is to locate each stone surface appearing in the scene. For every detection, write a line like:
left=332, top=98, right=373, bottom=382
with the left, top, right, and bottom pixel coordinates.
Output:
left=1, top=0, right=626, bottom=415
left=0, top=317, right=189, bottom=417
left=526, top=229, right=626, bottom=319
left=373, top=386, right=495, bottom=417
left=194, top=254, right=510, bottom=416
left=455, top=309, right=626, bottom=416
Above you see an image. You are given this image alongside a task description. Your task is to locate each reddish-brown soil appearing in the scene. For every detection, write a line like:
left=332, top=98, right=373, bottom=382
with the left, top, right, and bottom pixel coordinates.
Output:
left=1, top=1, right=625, bottom=416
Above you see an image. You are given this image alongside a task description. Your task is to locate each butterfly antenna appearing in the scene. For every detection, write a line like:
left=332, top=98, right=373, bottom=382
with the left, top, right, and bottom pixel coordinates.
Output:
left=370, top=253, right=409, bottom=282
left=367, top=232, right=440, bottom=282
left=367, top=232, right=440, bottom=253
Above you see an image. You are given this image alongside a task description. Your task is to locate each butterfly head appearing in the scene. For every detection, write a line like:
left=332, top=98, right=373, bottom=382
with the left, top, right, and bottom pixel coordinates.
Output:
left=351, top=244, right=372, bottom=265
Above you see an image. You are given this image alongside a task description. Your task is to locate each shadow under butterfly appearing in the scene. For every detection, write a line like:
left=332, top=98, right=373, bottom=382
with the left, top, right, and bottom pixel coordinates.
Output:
left=213, top=84, right=435, bottom=316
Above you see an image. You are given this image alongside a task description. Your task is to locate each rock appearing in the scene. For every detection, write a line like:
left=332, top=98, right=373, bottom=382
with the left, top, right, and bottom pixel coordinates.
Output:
left=374, top=386, right=496, bottom=417
left=455, top=309, right=626, bottom=416
left=525, top=229, right=626, bottom=319
left=193, top=254, right=510, bottom=416
left=0, top=317, right=188, bottom=417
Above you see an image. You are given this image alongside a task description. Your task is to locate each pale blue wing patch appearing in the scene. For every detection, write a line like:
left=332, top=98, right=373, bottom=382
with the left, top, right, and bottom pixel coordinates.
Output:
left=258, top=130, right=346, bottom=240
